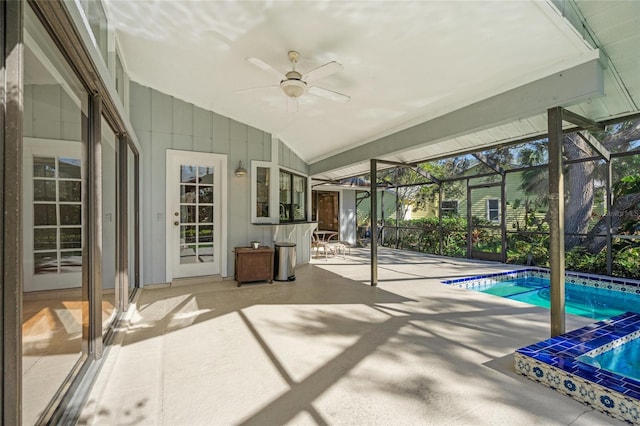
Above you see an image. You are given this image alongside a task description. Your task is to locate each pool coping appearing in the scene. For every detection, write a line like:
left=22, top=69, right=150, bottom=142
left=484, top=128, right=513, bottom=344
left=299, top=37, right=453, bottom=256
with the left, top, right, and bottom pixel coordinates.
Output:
left=441, top=267, right=640, bottom=297
left=515, top=312, right=640, bottom=424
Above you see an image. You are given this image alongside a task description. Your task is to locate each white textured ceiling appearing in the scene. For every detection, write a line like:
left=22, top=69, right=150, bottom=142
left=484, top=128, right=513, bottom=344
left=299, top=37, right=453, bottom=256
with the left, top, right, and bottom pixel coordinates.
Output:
left=105, top=0, right=599, bottom=166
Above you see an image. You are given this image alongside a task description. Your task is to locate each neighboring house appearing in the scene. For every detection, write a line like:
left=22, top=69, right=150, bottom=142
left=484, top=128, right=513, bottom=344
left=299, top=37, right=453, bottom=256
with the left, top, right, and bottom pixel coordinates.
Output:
left=394, top=165, right=606, bottom=232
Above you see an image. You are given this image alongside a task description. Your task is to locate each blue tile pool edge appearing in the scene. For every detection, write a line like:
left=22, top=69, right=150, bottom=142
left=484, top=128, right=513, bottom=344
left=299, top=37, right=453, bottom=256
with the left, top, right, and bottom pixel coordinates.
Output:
left=441, top=268, right=640, bottom=296
left=515, top=312, right=640, bottom=424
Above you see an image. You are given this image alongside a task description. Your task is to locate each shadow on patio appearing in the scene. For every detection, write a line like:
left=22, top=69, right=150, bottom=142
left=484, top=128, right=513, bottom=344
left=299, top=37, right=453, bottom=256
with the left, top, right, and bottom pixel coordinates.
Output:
left=79, top=247, right=622, bottom=425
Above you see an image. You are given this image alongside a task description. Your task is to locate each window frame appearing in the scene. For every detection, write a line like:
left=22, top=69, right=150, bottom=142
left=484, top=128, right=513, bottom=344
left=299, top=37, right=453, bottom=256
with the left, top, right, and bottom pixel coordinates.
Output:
left=487, top=198, right=500, bottom=222
left=279, top=168, right=308, bottom=223
left=440, top=200, right=459, bottom=217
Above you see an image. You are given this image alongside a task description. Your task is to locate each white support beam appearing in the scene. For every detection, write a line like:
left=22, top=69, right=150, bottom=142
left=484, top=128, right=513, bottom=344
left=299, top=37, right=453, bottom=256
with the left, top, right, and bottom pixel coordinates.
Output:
left=310, top=55, right=604, bottom=177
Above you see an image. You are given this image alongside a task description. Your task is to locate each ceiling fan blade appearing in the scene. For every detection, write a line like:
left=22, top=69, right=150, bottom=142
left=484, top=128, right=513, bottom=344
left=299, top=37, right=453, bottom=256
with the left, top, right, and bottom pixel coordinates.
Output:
left=246, top=57, right=286, bottom=80
left=302, top=61, right=343, bottom=83
left=308, top=86, right=350, bottom=103
left=234, top=85, right=279, bottom=94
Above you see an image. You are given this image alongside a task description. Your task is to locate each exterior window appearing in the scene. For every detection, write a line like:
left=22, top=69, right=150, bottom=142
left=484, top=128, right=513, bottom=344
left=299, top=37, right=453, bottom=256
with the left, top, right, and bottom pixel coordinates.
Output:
left=441, top=200, right=458, bottom=217
left=487, top=198, right=500, bottom=222
left=279, top=170, right=307, bottom=222
left=256, top=166, right=270, bottom=218
left=116, top=52, right=125, bottom=100
left=80, top=0, right=108, bottom=62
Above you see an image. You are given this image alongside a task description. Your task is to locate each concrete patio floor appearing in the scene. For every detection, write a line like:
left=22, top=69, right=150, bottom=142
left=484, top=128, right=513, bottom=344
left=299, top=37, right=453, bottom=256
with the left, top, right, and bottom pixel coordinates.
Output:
left=78, top=247, right=623, bottom=425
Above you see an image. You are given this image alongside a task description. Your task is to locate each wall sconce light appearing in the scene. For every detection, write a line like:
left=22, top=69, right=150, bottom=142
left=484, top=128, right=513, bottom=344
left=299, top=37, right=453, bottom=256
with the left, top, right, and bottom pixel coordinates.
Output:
left=235, top=161, right=247, bottom=177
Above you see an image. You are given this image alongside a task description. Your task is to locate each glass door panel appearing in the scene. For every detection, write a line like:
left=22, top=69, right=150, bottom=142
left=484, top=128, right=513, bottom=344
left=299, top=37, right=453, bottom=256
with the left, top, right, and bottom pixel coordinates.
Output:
left=179, top=165, right=215, bottom=265
left=22, top=6, right=88, bottom=423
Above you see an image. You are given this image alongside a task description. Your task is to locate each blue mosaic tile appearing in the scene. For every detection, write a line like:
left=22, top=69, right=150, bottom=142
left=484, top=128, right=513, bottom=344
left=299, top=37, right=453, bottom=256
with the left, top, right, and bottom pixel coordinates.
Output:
left=516, top=313, right=640, bottom=424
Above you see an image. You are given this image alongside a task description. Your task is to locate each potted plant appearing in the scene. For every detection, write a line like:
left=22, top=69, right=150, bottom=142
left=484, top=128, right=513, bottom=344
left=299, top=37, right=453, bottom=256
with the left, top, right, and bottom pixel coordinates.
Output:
left=250, top=241, right=260, bottom=249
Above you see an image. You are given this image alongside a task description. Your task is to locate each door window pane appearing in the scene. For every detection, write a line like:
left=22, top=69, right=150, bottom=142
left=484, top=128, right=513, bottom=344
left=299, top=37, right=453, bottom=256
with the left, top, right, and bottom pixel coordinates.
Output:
left=199, top=186, right=213, bottom=203
left=198, top=206, right=213, bottom=223
left=58, top=157, right=81, bottom=178
left=60, top=227, right=82, bottom=249
left=59, top=181, right=81, bottom=201
left=34, top=228, right=57, bottom=250
left=198, top=225, right=213, bottom=243
left=181, top=205, right=196, bottom=223
left=60, top=204, right=81, bottom=225
left=34, top=204, right=57, bottom=225
left=33, top=180, right=56, bottom=201
left=33, top=156, right=55, bottom=177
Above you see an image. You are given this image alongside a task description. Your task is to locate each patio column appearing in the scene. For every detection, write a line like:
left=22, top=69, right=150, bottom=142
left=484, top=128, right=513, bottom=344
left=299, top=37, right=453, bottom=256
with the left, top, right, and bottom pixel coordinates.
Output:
left=370, top=159, right=378, bottom=286
left=548, top=107, right=565, bottom=337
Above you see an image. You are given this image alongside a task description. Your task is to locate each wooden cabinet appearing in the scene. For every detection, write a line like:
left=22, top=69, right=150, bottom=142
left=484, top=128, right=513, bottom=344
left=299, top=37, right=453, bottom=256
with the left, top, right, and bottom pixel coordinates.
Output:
left=234, top=246, right=274, bottom=286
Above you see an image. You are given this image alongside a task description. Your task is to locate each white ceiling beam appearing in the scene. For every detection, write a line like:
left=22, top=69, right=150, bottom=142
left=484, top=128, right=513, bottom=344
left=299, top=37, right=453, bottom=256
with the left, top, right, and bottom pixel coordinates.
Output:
left=309, top=55, right=604, bottom=177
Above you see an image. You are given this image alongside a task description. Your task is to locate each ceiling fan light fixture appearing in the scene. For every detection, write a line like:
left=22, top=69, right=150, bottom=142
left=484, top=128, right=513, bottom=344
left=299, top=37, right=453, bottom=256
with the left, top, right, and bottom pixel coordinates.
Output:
left=281, top=79, right=306, bottom=98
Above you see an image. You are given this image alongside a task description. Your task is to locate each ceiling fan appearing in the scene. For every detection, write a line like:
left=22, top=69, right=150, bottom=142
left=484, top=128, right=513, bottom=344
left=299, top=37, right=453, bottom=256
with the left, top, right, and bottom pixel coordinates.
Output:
left=238, top=51, right=350, bottom=106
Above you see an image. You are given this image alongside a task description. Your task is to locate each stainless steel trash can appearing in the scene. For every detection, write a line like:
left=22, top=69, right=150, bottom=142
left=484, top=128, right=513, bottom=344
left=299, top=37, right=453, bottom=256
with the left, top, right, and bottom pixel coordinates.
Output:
left=274, top=242, right=296, bottom=281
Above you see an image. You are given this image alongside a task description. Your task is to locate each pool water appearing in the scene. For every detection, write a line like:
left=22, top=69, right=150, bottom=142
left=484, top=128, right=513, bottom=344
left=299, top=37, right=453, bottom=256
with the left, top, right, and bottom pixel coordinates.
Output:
left=480, top=277, right=640, bottom=320
left=578, top=337, right=640, bottom=382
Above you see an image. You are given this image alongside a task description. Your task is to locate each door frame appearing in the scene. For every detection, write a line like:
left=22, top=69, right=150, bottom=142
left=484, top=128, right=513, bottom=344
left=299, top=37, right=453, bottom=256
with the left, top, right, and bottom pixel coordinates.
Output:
left=165, top=149, right=228, bottom=282
left=467, top=182, right=505, bottom=262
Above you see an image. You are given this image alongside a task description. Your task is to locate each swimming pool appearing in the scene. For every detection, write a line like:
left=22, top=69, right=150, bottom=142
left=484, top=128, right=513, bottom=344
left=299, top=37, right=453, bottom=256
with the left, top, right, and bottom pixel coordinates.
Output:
left=442, top=268, right=640, bottom=320
left=578, top=332, right=640, bottom=383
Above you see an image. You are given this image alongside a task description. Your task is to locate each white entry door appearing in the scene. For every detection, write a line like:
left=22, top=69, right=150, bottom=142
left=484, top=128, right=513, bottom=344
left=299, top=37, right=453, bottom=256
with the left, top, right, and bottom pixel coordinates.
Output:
left=166, top=150, right=227, bottom=280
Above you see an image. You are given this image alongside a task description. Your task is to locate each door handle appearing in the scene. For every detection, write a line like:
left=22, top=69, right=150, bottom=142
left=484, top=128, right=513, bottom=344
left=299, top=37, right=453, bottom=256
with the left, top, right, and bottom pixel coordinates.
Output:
left=174, top=221, right=180, bottom=226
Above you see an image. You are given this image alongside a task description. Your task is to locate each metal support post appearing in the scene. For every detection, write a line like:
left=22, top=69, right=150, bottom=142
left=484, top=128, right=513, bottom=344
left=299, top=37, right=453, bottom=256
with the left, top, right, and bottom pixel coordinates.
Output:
left=501, top=174, right=507, bottom=263
left=370, top=159, right=378, bottom=286
left=548, top=107, right=566, bottom=337
left=606, top=160, right=613, bottom=275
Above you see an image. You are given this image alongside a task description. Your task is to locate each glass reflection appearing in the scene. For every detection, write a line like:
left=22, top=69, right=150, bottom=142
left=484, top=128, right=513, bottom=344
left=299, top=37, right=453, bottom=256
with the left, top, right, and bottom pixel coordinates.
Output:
left=198, top=206, right=213, bottom=223
left=34, top=204, right=57, bottom=226
left=181, top=225, right=196, bottom=244
left=59, top=181, right=81, bottom=202
left=199, top=245, right=214, bottom=263
left=181, top=185, right=197, bottom=203
left=199, top=186, right=213, bottom=203
left=34, top=229, right=57, bottom=250
left=22, top=6, right=87, bottom=423
left=33, top=180, right=56, bottom=201
left=181, top=205, right=196, bottom=223
left=33, top=156, right=55, bottom=177
left=198, top=225, right=213, bottom=243
left=60, top=204, right=81, bottom=225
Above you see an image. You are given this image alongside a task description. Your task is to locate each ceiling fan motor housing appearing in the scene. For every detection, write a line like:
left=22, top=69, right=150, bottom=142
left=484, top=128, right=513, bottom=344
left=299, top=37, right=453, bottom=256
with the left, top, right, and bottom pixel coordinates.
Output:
left=280, top=79, right=307, bottom=98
